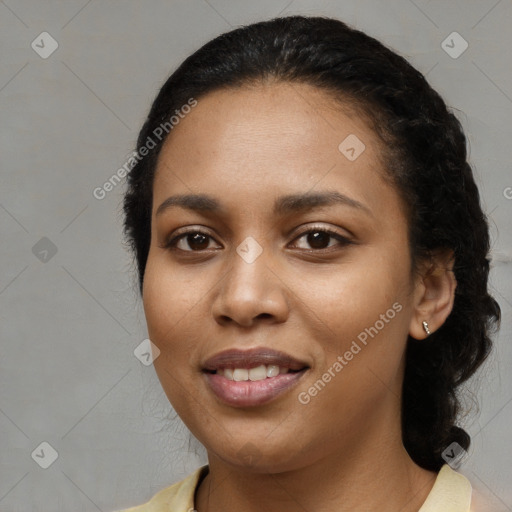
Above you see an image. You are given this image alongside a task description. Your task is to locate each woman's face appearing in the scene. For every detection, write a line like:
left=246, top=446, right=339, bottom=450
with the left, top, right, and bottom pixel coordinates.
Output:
left=143, top=82, right=418, bottom=472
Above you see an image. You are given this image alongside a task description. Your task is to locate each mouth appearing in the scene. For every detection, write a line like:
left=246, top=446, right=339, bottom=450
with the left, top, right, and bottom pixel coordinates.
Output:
left=202, top=348, right=310, bottom=407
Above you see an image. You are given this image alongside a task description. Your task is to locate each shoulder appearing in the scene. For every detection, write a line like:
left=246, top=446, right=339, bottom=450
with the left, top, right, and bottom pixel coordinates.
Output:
left=419, top=464, right=472, bottom=512
left=115, top=463, right=475, bottom=511
left=115, top=465, right=209, bottom=512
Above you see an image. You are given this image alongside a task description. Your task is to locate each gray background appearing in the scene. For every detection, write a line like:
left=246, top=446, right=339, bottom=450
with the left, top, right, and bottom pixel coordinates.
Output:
left=0, top=1, right=511, bottom=511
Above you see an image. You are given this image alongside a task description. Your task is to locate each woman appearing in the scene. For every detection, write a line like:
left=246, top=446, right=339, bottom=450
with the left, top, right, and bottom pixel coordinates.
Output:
left=119, top=15, right=500, bottom=512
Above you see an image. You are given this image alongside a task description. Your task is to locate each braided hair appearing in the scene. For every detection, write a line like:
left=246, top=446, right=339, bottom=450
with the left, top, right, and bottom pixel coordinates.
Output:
left=123, top=15, right=501, bottom=471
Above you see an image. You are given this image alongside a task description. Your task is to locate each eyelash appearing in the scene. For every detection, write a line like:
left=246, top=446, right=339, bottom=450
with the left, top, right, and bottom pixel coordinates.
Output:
left=161, top=225, right=353, bottom=253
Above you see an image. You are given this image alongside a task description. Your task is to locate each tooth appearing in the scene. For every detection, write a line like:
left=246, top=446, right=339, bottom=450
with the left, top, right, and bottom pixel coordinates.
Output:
left=233, top=369, right=249, bottom=381
left=279, top=367, right=289, bottom=374
left=267, top=365, right=280, bottom=377
left=224, top=368, right=234, bottom=380
left=249, top=365, right=267, bottom=381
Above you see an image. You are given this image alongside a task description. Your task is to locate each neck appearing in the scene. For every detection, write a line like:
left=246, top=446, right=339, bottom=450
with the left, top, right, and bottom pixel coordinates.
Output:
left=195, top=416, right=437, bottom=512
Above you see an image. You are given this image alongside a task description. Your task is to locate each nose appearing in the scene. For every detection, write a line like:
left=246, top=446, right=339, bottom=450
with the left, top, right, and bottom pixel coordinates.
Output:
left=211, top=244, right=290, bottom=328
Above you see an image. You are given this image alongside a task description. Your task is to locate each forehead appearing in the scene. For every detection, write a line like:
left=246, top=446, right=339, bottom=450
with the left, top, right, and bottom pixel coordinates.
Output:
left=156, top=81, right=383, bottom=168
left=152, top=81, right=399, bottom=221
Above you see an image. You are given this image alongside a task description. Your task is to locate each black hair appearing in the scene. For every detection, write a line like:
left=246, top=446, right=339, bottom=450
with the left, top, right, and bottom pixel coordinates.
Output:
left=123, top=15, right=501, bottom=472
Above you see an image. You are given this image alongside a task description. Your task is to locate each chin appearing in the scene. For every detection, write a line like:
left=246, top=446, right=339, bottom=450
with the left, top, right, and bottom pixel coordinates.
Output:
left=204, top=433, right=315, bottom=474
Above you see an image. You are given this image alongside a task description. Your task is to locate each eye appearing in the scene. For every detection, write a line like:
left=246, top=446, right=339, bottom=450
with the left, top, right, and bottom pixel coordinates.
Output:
left=161, top=230, right=220, bottom=252
left=161, top=225, right=352, bottom=253
left=289, top=226, right=352, bottom=251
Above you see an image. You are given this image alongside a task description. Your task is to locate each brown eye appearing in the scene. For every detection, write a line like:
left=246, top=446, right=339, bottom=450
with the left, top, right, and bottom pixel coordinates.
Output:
left=184, top=233, right=211, bottom=250
left=164, top=231, right=218, bottom=252
left=163, top=226, right=351, bottom=253
left=291, top=227, right=352, bottom=251
left=305, top=231, right=331, bottom=249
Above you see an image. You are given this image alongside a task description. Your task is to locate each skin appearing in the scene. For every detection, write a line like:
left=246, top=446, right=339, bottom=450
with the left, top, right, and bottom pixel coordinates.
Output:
left=142, top=81, right=457, bottom=512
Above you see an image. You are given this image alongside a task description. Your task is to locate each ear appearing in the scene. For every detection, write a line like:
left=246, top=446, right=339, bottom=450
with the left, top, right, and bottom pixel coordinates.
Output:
left=409, top=249, right=457, bottom=340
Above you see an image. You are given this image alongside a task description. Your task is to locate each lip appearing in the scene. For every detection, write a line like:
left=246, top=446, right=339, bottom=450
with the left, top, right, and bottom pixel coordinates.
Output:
left=202, top=347, right=309, bottom=371
left=202, top=347, right=310, bottom=408
left=204, top=370, right=308, bottom=407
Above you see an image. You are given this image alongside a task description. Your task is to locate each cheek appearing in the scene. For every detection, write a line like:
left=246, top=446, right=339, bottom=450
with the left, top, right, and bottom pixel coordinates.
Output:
left=298, top=253, right=409, bottom=340
left=295, top=265, right=409, bottom=425
left=142, top=257, right=207, bottom=416
left=142, top=254, right=210, bottom=341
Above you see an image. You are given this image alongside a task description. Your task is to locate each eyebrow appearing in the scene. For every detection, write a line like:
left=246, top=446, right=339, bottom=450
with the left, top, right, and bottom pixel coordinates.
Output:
left=155, top=190, right=373, bottom=218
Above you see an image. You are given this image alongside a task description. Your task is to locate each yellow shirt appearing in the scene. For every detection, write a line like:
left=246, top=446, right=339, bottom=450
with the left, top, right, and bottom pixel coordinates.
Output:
left=117, top=463, right=472, bottom=512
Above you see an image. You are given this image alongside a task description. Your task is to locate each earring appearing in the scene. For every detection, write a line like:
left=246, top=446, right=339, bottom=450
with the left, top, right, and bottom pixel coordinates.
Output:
left=422, top=321, right=431, bottom=336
